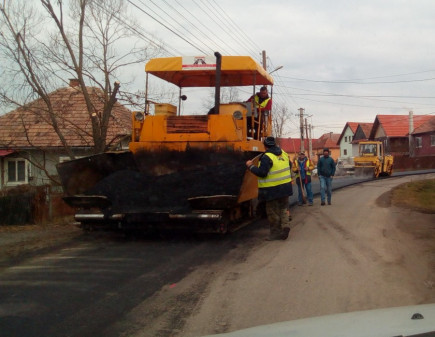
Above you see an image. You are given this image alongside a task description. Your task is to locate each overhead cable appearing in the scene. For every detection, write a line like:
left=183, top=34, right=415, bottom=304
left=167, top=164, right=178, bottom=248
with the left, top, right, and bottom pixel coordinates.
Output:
left=127, top=0, right=208, bottom=54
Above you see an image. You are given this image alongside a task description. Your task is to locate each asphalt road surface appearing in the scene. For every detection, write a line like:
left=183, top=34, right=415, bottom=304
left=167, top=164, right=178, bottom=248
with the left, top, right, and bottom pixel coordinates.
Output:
left=1, top=173, right=434, bottom=337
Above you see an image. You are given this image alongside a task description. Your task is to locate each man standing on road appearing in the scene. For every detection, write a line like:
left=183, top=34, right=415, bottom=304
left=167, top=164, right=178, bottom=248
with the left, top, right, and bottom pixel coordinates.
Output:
left=246, top=137, right=293, bottom=241
left=317, top=148, right=336, bottom=206
left=293, top=151, right=314, bottom=206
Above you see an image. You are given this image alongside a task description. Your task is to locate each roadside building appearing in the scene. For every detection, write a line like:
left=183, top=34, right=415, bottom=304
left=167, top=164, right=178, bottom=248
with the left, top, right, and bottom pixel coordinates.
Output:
left=0, top=80, right=132, bottom=191
left=411, top=116, right=435, bottom=157
left=313, top=133, right=340, bottom=162
left=369, top=114, right=433, bottom=155
left=352, top=123, right=374, bottom=144
left=278, top=138, right=314, bottom=162
left=337, top=122, right=359, bottom=159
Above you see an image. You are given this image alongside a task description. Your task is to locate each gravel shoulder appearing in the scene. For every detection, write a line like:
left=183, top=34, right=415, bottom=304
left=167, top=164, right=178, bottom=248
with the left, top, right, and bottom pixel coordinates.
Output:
left=1, top=174, right=434, bottom=337
left=176, top=174, right=435, bottom=336
left=0, top=219, right=83, bottom=268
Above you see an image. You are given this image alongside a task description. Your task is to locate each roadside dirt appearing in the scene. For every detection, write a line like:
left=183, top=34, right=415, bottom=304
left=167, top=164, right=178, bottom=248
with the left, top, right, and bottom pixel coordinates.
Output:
left=1, top=174, right=434, bottom=337
left=170, top=174, right=435, bottom=336
left=0, top=219, right=82, bottom=268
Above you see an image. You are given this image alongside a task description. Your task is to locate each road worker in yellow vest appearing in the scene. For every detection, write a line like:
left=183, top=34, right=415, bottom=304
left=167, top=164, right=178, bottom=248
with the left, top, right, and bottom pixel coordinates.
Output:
left=293, top=151, right=314, bottom=206
left=245, top=86, right=272, bottom=140
left=246, top=137, right=293, bottom=241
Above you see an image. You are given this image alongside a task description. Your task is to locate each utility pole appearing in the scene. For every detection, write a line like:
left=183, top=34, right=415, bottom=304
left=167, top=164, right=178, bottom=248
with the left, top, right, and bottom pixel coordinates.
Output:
left=262, top=50, right=267, bottom=70
left=299, top=108, right=305, bottom=152
left=308, top=123, right=313, bottom=159
left=305, top=118, right=310, bottom=157
left=409, top=111, right=414, bottom=157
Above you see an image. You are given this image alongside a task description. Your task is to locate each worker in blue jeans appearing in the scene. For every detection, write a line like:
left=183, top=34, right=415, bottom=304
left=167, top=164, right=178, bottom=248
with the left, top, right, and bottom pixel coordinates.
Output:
left=293, top=151, right=314, bottom=205
left=317, top=148, right=336, bottom=205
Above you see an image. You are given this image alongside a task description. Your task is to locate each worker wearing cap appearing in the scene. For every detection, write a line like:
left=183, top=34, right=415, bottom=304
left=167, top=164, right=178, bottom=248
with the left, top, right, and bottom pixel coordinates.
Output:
left=246, top=137, right=293, bottom=241
left=317, top=148, right=336, bottom=205
left=246, top=86, right=272, bottom=139
left=293, top=151, right=314, bottom=206
left=248, top=86, right=272, bottom=111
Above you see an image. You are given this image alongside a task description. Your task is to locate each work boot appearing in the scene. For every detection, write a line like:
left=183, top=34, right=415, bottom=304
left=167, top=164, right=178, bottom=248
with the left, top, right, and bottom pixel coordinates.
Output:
left=328, top=201, right=331, bottom=205
left=321, top=201, right=325, bottom=206
left=281, top=227, right=290, bottom=240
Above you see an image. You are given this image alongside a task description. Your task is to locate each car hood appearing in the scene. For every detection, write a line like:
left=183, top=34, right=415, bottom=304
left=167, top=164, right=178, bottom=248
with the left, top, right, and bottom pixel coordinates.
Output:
left=202, top=304, right=435, bottom=337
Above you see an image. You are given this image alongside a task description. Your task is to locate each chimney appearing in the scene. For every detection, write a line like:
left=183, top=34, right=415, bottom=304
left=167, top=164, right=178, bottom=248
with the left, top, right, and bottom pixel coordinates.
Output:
left=409, top=111, right=414, bottom=157
left=69, top=78, right=80, bottom=87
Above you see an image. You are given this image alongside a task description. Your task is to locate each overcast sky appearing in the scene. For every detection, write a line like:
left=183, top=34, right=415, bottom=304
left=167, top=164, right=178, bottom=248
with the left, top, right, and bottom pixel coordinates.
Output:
left=129, top=1, right=435, bottom=138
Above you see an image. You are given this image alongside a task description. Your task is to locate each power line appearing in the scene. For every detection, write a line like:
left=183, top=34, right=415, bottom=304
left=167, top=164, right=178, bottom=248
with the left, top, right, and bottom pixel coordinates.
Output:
left=160, top=0, right=230, bottom=54
left=127, top=0, right=207, bottom=54
left=201, top=0, right=259, bottom=57
left=278, top=74, right=435, bottom=84
left=189, top=0, right=241, bottom=55
left=282, top=94, right=435, bottom=110
left=145, top=0, right=219, bottom=54
left=173, top=0, right=239, bottom=55
left=92, top=1, right=181, bottom=56
left=210, top=0, right=262, bottom=53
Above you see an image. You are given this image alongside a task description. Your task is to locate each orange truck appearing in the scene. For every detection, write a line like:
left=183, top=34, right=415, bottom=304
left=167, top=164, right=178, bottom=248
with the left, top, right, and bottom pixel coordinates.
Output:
left=57, top=53, right=275, bottom=233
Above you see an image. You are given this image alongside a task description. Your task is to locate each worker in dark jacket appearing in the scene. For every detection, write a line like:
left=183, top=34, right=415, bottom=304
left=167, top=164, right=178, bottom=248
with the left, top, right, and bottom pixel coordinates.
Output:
left=317, top=148, right=336, bottom=205
left=246, top=137, right=293, bottom=240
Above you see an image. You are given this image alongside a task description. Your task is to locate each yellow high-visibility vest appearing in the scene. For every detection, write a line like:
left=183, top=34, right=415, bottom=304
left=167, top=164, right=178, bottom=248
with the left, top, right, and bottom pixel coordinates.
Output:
left=254, top=95, right=271, bottom=109
left=294, top=159, right=312, bottom=178
left=258, top=152, right=292, bottom=188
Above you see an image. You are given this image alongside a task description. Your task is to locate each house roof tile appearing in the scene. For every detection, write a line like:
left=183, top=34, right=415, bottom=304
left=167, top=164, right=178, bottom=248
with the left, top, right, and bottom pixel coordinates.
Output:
left=359, top=123, right=374, bottom=137
left=337, top=122, right=361, bottom=144
left=0, top=86, right=132, bottom=149
left=412, top=116, right=435, bottom=134
left=371, top=114, right=433, bottom=138
left=278, top=138, right=312, bottom=154
left=314, top=133, right=340, bottom=150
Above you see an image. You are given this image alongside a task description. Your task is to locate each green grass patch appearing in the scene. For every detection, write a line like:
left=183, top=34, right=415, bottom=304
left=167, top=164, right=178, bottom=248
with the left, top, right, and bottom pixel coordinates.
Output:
left=391, top=179, right=435, bottom=213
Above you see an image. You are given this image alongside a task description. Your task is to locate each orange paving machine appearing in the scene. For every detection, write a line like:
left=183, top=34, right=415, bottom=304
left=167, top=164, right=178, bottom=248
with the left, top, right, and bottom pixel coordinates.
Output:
left=57, top=53, right=275, bottom=233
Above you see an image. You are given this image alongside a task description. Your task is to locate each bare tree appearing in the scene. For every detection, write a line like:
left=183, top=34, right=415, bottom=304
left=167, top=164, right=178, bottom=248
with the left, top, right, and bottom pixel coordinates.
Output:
left=0, top=0, right=160, bottom=156
left=272, top=103, right=292, bottom=139
left=201, top=87, right=241, bottom=110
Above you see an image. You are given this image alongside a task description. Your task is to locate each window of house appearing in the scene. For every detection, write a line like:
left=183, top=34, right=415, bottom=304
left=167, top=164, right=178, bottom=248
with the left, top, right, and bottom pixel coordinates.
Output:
left=6, top=159, right=27, bottom=184
left=345, top=136, right=347, bottom=142
left=415, top=137, right=422, bottom=148
left=431, top=135, right=435, bottom=146
left=343, top=149, right=347, bottom=155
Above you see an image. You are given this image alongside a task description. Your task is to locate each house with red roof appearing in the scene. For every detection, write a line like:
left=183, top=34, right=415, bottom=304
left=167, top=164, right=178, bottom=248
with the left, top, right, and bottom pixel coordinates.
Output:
left=412, top=116, right=435, bottom=157
left=314, top=132, right=340, bottom=161
left=352, top=123, right=374, bottom=144
left=0, top=80, right=132, bottom=190
left=369, top=114, right=433, bottom=155
left=278, top=138, right=312, bottom=159
left=337, top=122, right=360, bottom=159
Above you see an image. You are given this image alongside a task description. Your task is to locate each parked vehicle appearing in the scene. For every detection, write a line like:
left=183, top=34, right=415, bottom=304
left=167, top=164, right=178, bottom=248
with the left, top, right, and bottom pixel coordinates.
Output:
left=353, top=141, right=393, bottom=178
left=57, top=53, right=275, bottom=233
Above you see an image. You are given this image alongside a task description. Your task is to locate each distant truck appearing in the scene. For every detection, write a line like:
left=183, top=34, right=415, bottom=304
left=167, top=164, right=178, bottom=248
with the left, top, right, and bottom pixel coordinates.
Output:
left=354, top=141, right=393, bottom=178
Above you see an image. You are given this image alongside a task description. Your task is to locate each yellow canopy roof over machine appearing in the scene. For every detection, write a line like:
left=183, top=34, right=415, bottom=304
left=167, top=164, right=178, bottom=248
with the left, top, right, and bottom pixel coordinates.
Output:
left=145, top=55, right=274, bottom=87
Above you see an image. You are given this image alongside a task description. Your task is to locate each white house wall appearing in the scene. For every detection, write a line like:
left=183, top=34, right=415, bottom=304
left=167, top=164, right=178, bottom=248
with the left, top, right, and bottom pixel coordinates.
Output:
left=339, top=126, right=355, bottom=158
left=0, top=149, right=92, bottom=190
left=352, top=143, right=359, bottom=156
